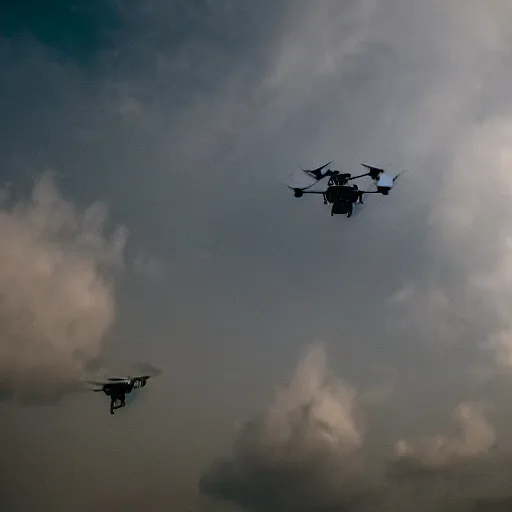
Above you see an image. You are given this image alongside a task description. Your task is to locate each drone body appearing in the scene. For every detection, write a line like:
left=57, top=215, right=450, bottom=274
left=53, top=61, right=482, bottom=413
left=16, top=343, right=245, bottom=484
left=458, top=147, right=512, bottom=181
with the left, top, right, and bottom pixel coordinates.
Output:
left=375, top=172, right=394, bottom=194
left=289, top=162, right=405, bottom=217
left=88, top=375, right=152, bottom=414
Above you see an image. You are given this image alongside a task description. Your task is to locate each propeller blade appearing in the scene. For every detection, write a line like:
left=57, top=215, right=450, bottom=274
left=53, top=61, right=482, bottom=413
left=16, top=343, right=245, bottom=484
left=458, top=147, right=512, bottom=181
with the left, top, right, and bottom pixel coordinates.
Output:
left=361, top=163, right=385, bottom=172
left=306, top=161, right=332, bottom=173
left=393, top=170, right=407, bottom=182
left=362, top=164, right=391, bottom=182
left=302, top=161, right=332, bottom=178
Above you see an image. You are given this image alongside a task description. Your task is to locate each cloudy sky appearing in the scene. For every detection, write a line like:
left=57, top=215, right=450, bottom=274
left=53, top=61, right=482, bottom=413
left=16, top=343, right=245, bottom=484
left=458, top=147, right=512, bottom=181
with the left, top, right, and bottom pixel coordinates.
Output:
left=2, top=1, right=512, bottom=510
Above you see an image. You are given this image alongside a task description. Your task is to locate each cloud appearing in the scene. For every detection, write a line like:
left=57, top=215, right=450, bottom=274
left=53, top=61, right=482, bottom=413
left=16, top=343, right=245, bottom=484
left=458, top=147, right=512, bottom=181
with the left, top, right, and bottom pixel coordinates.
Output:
left=383, top=402, right=506, bottom=512
left=389, top=284, right=464, bottom=345
left=199, top=344, right=376, bottom=511
left=389, top=110, right=512, bottom=379
left=262, top=0, right=379, bottom=91
left=200, top=346, right=504, bottom=512
left=425, top=115, right=512, bottom=374
left=0, top=172, right=127, bottom=404
left=393, top=402, right=496, bottom=472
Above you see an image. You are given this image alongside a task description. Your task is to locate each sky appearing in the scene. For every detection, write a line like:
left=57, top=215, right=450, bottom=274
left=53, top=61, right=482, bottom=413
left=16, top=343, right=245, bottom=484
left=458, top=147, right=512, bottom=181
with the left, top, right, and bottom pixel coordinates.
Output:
left=1, top=0, right=512, bottom=510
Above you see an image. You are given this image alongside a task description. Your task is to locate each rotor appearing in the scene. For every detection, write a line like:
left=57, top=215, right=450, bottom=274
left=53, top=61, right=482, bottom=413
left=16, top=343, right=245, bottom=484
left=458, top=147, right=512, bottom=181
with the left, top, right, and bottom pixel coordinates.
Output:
left=289, top=187, right=304, bottom=198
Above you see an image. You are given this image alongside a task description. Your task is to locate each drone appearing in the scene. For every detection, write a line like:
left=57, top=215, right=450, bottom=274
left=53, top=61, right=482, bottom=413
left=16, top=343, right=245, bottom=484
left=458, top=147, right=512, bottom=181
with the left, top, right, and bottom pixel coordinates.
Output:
left=289, top=162, right=405, bottom=218
left=87, top=375, right=154, bottom=414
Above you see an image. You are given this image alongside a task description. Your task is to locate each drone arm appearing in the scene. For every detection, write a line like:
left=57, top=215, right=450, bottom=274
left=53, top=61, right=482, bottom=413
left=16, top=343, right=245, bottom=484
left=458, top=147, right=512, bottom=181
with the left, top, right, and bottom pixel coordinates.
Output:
left=303, top=173, right=329, bottom=183
left=301, top=161, right=333, bottom=180
left=345, top=172, right=371, bottom=182
left=359, top=188, right=393, bottom=197
left=361, top=163, right=384, bottom=172
left=288, top=186, right=327, bottom=198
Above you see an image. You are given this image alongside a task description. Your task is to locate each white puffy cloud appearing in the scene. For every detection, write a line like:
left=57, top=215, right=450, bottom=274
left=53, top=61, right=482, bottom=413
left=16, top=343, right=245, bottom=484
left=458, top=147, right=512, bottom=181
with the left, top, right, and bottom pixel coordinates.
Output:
left=0, top=172, right=127, bottom=403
